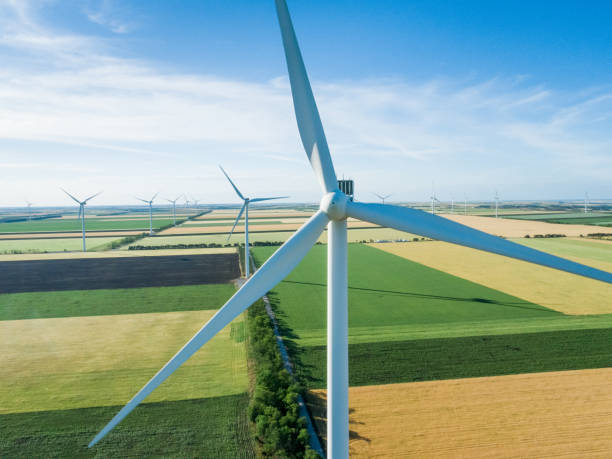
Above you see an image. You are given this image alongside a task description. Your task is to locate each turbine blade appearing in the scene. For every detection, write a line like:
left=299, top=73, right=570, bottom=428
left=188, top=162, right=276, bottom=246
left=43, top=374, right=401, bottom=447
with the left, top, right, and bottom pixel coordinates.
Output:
left=275, top=0, right=338, bottom=193
left=135, top=197, right=149, bottom=204
left=61, top=188, right=81, bottom=204
left=373, top=193, right=384, bottom=200
left=227, top=202, right=247, bottom=241
left=88, top=210, right=329, bottom=448
left=219, top=165, right=245, bottom=200
left=249, top=196, right=290, bottom=203
left=83, top=191, right=102, bottom=203
left=151, top=193, right=158, bottom=202
left=78, top=205, right=82, bottom=219
left=345, top=201, right=612, bottom=284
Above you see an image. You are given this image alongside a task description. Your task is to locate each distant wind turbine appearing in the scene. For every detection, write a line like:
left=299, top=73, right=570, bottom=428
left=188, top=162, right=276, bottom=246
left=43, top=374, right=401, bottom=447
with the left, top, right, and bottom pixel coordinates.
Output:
left=89, top=1, right=612, bottom=456
left=25, top=201, right=33, bottom=221
left=61, top=189, right=102, bottom=252
left=373, top=193, right=392, bottom=205
left=220, top=165, right=288, bottom=278
left=495, top=190, right=500, bottom=218
left=166, top=195, right=183, bottom=226
left=136, top=193, right=158, bottom=235
left=584, top=192, right=589, bottom=213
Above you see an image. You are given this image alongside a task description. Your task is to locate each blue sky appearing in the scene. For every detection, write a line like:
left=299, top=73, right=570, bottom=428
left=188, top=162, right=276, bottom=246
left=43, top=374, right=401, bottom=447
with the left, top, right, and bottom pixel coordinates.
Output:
left=1, top=0, right=611, bottom=206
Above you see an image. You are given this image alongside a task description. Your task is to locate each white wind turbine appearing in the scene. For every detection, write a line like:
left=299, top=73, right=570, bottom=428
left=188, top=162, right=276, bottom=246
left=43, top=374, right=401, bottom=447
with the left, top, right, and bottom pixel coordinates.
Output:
left=494, top=190, right=500, bottom=218
left=373, top=193, right=392, bottom=205
left=25, top=201, right=33, bottom=221
left=166, top=195, right=184, bottom=226
left=584, top=191, right=589, bottom=213
left=89, top=1, right=612, bottom=456
left=136, top=193, right=158, bottom=236
left=61, top=189, right=102, bottom=252
left=220, top=165, right=288, bottom=278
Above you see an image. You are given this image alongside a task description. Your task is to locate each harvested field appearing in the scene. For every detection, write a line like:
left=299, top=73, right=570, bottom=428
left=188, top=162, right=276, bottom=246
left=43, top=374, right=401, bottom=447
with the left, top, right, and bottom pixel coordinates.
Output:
left=0, top=253, right=239, bottom=293
left=0, top=246, right=235, bottom=261
left=128, top=227, right=418, bottom=248
left=373, top=241, right=612, bottom=314
left=310, top=368, right=612, bottom=458
left=440, top=213, right=612, bottom=237
left=159, top=220, right=380, bottom=235
left=196, top=210, right=313, bottom=220
left=0, top=230, right=143, bottom=239
left=0, top=310, right=248, bottom=413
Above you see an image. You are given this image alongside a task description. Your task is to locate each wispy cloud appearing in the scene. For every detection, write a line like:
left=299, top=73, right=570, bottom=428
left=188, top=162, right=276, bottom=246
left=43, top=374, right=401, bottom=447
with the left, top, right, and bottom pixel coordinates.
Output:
left=0, top=1, right=611, bottom=205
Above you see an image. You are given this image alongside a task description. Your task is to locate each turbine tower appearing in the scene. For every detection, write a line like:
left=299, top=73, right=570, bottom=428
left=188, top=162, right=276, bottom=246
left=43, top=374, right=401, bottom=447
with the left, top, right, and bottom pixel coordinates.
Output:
left=166, top=195, right=183, bottom=226
left=495, top=190, right=499, bottom=218
left=373, top=193, right=392, bottom=205
left=220, top=165, right=288, bottom=278
left=584, top=191, right=589, bottom=213
left=136, top=193, right=158, bottom=236
left=61, top=189, right=102, bottom=252
left=430, top=182, right=437, bottom=214
left=89, top=2, right=612, bottom=456
left=26, top=201, right=33, bottom=221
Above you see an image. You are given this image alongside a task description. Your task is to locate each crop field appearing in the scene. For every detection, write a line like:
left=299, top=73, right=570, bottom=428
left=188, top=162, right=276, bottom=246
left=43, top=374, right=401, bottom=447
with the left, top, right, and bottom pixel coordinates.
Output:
left=0, top=252, right=239, bottom=293
left=0, top=255, right=254, bottom=457
left=252, top=242, right=612, bottom=456
left=507, top=212, right=612, bottom=226
left=441, top=213, right=612, bottom=237
left=0, top=236, right=122, bottom=254
left=195, top=209, right=313, bottom=220
left=0, top=247, right=235, bottom=261
left=129, top=227, right=417, bottom=248
left=374, top=240, right=612, bottom=314
left=310, top=368, right=612, bottom=458
left=0, top=217, right=176, bottom=233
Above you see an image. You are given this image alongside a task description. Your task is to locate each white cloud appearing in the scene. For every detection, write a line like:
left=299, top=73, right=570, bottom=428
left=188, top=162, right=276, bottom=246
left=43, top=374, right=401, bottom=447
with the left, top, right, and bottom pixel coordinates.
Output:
left=0, top=1, right=611, bottom=205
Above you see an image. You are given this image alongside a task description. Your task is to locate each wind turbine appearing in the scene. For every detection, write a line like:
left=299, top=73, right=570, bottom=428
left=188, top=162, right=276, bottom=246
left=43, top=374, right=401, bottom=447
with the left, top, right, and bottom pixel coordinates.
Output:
left=89, top=1, right=612, bottom=457
left=61, top=189, right=102, bottom=252
left=430, top=182, right=438, bottom=214
left=220, top=165, right=288, bottom=278
left=166, top=195, right=183, bottom=226
left=136, top=193, right=158, bottom=235
left=495, top=190, right=499, bottom=218
left=584, top=192, right=589, bottom=213
left=373, top=193, right=392, bottom=205
left=25, top=201, right=33, bottom=221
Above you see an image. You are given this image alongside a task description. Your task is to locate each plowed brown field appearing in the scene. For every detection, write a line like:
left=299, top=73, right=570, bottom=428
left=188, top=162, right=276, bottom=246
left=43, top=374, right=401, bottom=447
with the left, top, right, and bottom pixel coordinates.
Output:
left=311, top=368, right=612, bottom=458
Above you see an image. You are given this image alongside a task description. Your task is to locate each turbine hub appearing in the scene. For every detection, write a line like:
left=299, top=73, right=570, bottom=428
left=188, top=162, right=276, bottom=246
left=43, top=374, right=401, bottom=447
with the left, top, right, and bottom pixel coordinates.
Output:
left=320, top=191, right=348, bottom=220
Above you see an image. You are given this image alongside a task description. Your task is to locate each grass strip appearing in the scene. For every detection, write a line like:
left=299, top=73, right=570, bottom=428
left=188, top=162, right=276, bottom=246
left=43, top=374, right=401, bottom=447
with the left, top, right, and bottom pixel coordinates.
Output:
left=298, top=328, right=612, bottom=389
left=0, top=284, right=235, bottom=320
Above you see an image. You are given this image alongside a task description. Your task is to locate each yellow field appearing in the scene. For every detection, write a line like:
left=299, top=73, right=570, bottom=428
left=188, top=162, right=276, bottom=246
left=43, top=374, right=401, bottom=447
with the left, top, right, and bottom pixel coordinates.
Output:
left=0, top=247, right=236, bottom=261
left=311, top=368, right=612, bottom=458
left=160, top=219, right=380, bottom=235
left=373, top=241, right=612, bottom=314
left=0, top=310, right=248, bottom=413
left=440, top=214, right=612, bottom=237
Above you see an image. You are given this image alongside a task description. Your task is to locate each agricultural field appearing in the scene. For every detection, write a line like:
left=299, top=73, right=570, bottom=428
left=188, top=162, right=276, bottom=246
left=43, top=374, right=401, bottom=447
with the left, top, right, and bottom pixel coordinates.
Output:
left=251, top=241, right=612, bottom=456
left=0, top=255, right=254, bottom=457
left=128, top=227, right=417, bottom=248
left=0, top=217, right=176, bottom=233
left=507, top=211, right=612, bottom=226
left=0, top=247, right=234, bottom=261
left=311, top=368, right=612, bottom=458
left=0, top=236, right=123, bottom=254
left=374, top=238, right=612, bottom=314
left=441, top=213, right=612, bottom=237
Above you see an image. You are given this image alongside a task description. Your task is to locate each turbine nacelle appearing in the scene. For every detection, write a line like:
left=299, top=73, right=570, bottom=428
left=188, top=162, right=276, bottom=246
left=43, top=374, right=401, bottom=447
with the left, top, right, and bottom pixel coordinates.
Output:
left=320, top=190, right=348, bottom=220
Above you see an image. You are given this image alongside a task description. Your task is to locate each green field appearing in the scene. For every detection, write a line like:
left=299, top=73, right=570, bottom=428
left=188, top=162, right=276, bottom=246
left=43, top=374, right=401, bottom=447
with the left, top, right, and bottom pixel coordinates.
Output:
left=505, top=212, right=612, bottom=226
left=252, top=243, right=612, bottom=392
left=252, top=244, right=558, bottom=346
left=299, top=328, right=612, bottom=388
left=181, top=220, right=283, bottom=227
left=513, top=237, right=612, bottom=264
left=0, top=394, right=254, bottom=458
left=0, top=284, right=236, bottom=320
left=0, top=237, right=123, bottom=254
left=1, top=280, right=254, bottom=457
left=0, top=218, right=175, bottom=233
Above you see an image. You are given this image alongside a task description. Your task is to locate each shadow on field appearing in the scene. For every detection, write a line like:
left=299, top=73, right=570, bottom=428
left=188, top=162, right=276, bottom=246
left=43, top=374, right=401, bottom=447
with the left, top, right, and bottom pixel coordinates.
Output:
left=280, top=280, right=557, bottom=314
